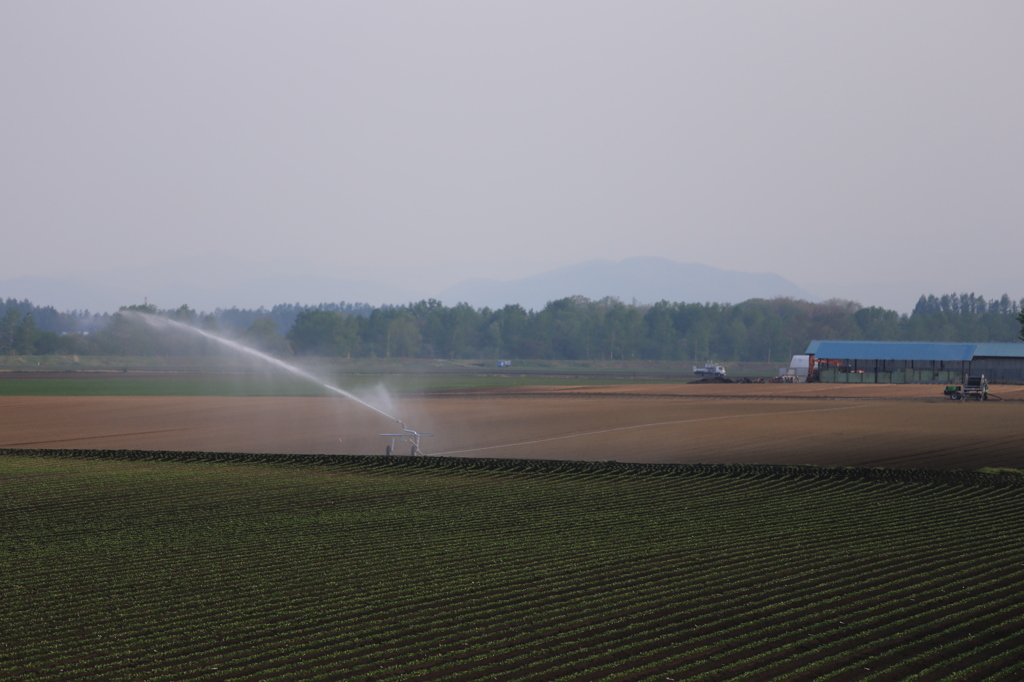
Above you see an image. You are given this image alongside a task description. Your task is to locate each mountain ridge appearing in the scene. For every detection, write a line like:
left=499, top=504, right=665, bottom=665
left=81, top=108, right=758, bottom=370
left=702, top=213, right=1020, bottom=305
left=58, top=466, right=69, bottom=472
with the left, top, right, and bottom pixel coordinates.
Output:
left=0, top=256, right=817, bottom=313
left=438, top=257, right=817, bottom=310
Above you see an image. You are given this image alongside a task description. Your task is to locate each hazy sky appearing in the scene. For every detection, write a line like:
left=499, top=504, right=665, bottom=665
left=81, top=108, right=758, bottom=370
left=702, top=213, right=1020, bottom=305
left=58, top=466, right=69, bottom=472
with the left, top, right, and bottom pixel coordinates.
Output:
left=2, top=2, right=1022, bottom=311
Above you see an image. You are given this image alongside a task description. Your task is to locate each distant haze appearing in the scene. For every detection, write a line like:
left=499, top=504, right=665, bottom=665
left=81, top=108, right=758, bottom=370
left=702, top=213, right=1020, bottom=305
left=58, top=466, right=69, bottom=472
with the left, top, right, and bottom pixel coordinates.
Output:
left=2, top=2, right=1022, bottom=313
left=439, top=257, right=817, bottom=312
left=0, top=255, right=815, bottom=314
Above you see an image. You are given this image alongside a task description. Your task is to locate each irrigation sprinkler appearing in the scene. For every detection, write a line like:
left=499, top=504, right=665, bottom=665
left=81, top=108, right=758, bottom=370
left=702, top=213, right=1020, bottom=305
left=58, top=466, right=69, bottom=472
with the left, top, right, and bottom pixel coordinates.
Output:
left=380, top=421, right=434, bottom=457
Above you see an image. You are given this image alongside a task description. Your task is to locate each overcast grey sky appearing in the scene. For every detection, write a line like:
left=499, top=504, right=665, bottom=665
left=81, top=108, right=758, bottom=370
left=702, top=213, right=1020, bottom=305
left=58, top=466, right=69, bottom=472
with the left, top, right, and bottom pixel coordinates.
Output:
left=2, top=1, right=1022, bottom=311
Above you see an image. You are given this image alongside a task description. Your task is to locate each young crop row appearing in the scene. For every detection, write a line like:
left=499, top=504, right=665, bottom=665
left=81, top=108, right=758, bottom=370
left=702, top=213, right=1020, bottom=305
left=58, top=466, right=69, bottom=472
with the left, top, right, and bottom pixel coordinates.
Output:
left=2, top=449, right=1024, bottom=680
left=4, top=446, right=1024, bottom=488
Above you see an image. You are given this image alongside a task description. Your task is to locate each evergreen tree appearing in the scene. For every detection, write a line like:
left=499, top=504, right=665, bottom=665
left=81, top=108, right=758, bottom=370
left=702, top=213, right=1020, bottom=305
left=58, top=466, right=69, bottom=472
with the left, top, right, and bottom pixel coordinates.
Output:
left=286, top=309, right=356, bottom=356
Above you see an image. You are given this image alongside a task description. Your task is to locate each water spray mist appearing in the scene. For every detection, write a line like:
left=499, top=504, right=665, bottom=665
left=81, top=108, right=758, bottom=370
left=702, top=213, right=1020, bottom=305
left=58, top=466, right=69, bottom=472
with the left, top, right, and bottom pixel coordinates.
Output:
left=131, top=312, right=431, bottom=453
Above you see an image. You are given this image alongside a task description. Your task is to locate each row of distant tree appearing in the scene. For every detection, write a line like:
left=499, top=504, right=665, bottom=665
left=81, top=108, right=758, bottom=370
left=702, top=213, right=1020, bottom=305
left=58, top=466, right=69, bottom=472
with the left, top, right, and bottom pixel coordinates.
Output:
left=912, top=293, right=1021, bottom=316
left=0, top=299, right=377, bottom=336
left=2, top=293, right=1023, bottom=361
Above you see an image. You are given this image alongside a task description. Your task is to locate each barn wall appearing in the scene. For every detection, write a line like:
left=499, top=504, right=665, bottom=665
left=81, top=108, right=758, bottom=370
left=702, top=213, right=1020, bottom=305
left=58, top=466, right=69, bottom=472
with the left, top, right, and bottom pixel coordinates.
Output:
left=819, top=368, right=963, bottom=383
left=972, top=358, right=1024, bottom=384
left=818, top=358, right=1024, bottom=383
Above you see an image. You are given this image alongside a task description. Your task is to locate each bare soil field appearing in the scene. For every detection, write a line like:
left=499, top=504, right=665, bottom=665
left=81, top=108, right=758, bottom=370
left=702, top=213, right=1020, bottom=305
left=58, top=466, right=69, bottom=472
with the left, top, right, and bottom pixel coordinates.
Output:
left=445, top=381, right=1024, bottom=401
left=3, top=382, right=1023, bottom=469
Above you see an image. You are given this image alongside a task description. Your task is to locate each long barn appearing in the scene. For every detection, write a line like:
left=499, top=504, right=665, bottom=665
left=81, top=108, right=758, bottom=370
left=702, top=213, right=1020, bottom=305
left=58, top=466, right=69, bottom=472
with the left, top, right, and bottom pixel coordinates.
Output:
left=806, top=340, right=1024, bottom=384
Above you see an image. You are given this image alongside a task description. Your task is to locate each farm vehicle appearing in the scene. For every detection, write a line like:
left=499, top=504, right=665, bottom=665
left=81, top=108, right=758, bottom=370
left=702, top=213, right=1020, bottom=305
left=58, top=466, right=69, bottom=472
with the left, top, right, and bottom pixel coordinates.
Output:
left=693, top=363, right=727, bottom=378
left=943, top=375, right=989, bottom=401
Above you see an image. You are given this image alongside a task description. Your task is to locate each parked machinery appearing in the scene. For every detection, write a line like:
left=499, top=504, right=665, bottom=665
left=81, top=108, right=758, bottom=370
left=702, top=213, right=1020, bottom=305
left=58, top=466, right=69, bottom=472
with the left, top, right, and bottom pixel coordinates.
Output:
left=943, top=375, right=989, bottom=401
left=381, top=422, right=435, bottom=456
left=693, top=363, right=727, bottom=378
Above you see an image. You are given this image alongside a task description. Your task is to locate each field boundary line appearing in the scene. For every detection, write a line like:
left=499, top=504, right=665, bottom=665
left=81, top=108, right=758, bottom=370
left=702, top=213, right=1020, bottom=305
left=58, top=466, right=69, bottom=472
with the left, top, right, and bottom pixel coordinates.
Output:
left=429, top=403, right=879, bottom=456
left=2, top=428, right=189, bottom=448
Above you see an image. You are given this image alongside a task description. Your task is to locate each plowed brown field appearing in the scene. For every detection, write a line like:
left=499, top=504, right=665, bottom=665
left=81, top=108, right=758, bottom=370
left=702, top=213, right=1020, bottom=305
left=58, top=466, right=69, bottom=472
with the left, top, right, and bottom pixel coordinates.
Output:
left=4, top=382, right=1024, bottom=469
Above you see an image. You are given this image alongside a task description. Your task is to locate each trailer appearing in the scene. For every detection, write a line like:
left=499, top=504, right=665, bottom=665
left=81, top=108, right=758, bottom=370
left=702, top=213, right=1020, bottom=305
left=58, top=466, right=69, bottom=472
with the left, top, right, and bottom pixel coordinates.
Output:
left=943, top=375, right=989, bottom=401
left=963, top=375, right=989, bottom=401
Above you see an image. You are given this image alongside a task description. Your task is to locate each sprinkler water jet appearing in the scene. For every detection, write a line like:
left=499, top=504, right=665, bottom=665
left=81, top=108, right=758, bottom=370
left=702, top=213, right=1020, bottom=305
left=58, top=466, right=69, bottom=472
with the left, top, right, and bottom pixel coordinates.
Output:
left=131, top=312, right=432, bottom=453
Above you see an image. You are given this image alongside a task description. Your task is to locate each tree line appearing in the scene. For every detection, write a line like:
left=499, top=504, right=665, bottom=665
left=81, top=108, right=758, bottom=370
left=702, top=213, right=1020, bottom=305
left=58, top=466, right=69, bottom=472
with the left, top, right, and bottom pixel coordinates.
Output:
left=2, top=293, right=1022, bottom=360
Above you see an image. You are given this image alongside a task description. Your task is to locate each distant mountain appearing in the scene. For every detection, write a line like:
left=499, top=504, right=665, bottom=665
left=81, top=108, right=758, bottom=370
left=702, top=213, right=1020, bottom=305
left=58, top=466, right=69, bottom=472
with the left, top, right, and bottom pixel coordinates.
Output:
left=2, top=255, right=817, bottom=314
left=0, top=253, right=417, bottom=313
left=437, top=257, right=817, bottom=310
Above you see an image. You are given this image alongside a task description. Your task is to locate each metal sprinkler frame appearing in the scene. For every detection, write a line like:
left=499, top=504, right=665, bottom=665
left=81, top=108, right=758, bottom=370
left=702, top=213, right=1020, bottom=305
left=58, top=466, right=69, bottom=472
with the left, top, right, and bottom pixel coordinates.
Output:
left=380, top=421, right=434, bottom=457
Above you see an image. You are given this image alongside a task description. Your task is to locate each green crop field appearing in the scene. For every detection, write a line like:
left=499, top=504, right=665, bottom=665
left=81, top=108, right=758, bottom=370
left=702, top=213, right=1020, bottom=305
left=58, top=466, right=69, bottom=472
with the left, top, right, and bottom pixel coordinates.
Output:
left=0, top=375, right=328, bottom=397
left=0, top=355, right=775, bottom=379
left=3, top=450, right=1023, bottom=680
left=0, top=370, right=684, bottom=397
left=0, top=355, right=780, bottom=397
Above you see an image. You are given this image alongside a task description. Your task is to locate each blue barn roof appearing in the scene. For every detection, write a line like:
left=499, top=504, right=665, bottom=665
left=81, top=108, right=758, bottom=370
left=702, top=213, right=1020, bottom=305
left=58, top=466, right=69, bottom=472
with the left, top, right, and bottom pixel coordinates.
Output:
left=804, top=341, right=977, bottom=361
left=974, top=342, right=1024, bottom=358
